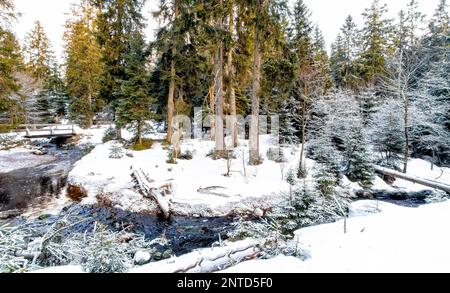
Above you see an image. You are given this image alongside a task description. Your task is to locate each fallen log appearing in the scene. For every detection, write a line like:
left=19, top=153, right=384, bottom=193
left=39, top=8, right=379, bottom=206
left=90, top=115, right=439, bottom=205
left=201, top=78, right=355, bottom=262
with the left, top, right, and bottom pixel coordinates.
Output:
left=129, top=239, right=262, bottom=273
left=131, top=167, right=171, bottom=219
left=374, top=165, right=450, bottom=194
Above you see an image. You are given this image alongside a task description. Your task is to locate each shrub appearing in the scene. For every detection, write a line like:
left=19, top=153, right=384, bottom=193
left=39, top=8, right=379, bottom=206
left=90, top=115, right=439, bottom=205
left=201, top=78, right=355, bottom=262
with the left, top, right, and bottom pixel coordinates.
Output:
left=80, top=143, right=95, bottom=156
left=266, top=148, right=286, bottom=163
left=0, top=124, right=14, bottom=134
left=166, top=151, right=177, bottom=164
left=82, top=223, right=130, bottom=273
left=178, top=150, right=193, bottom=160
left=109, top=143, right=124, bottom=159
left=314, top=166, right=338, bottom=197
left=102, top=128, right=116, bottom=143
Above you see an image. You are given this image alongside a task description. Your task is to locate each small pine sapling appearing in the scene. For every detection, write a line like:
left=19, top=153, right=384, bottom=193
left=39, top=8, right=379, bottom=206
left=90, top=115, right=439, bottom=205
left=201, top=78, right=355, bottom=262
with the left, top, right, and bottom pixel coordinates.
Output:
left=286, top=170, right=296, bottom=202
left=109, top=143, right=124, bottom=159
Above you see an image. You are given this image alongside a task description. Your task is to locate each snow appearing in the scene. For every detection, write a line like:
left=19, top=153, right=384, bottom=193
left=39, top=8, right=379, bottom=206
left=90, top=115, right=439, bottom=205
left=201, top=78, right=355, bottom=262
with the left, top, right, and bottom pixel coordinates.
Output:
left=0, top=148, right=56, bottom=173
left=223, top=199, right=450, bottom=273
left=76, top=125, right=112, bottom=145
left=390, top=159, right=450, bottom=192
left=221, top=256, right=306, bottom=273
left=69, top=135, right=309, bottom=216
left=30, top=265, right=84, bottom=274
left=370, top=175, right=396, bottom=191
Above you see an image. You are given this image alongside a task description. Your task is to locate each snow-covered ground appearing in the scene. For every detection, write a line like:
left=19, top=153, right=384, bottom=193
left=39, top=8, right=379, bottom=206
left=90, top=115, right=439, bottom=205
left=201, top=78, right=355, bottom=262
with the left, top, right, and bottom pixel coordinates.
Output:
left=69, top=133, right=309, bottom=216
left=66, top=124, right=450, bottom=216
left=223, top=199, right=450, bottom=273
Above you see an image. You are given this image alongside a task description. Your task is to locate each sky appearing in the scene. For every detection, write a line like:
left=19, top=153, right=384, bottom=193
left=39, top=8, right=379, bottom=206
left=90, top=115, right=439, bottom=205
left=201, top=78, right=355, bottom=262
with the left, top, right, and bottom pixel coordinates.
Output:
left=11, top=0, right=444, bottom=61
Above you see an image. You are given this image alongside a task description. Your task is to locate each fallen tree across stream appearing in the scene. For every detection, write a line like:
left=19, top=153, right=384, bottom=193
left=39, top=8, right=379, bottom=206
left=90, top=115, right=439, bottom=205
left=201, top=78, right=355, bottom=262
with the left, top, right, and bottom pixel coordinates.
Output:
left=374, top=165, right=450, bottom=194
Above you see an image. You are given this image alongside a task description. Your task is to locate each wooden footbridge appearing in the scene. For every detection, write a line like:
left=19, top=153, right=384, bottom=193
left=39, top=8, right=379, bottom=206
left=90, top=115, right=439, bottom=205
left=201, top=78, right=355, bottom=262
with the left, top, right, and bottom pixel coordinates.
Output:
left=18, top=124, right=77, bottom=139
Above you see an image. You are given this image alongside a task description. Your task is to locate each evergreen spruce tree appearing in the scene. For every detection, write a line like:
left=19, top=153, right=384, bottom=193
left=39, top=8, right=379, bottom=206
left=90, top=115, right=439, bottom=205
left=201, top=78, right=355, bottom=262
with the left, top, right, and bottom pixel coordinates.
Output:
left=311, top=26, right=333, bottom=93
left=370, top=99, right=405, bottom=169
left=0, top=28, right=22, bottom=117
left=0, top=0, right=16, bottom=26
left=44, top=63, right=69, bottom=120
left=289, top=1, right=332, bottom=176
left=117, top=31, right=154, bottom=146
left=92, top=0, right=146, bottom=137
left=23, top=21, right=53, bottom=83
left=65, top=0, right=103, bottom=128
left=345, top=126, right=374, bottom=188
left=359, top=0, right=393, bottom=87
left=260, top=1, right=293, bottom=115
left=410, top=56, right=450, bottom=166
left=330, top=15, right=362, bottom=89
left=423, top=0, right=449, bottom=63
left=330, top=34, right=346, bottom=88
left=279, top=95, right=301, bottom=145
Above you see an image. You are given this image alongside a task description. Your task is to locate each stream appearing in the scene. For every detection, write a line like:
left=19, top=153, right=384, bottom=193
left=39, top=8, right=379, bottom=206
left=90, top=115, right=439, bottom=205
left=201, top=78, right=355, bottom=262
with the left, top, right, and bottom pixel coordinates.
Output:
left=0, top=139, right=234, bottom=263
left=0, top=139, right=84, bottom=212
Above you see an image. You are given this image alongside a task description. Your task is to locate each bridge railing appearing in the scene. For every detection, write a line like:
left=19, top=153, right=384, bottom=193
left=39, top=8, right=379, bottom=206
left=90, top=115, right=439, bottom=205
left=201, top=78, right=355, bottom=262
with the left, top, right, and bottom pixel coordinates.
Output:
left=16, top=124, right=77, bottom=137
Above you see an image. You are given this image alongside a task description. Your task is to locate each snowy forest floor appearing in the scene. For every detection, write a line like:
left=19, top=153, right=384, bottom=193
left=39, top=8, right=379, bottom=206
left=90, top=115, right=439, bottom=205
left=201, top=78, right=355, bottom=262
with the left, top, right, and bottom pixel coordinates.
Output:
left=68, top=126, right=314, bottom=217
left=65, top=125, right=450, bottom=217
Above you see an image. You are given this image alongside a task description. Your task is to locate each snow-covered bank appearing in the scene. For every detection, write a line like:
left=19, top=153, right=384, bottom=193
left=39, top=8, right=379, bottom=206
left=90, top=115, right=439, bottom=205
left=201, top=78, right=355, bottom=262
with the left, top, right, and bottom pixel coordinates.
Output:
left=68, top=135, right=310, bottom=217
left=223, top=199, right=450, bottom=273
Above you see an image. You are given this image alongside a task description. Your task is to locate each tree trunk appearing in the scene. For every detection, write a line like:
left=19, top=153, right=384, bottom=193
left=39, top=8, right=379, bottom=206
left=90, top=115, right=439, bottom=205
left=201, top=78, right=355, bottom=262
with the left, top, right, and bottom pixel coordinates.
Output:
left=215, top=1, right=225, bottom=154
left=137, top=121, right=142, bottom=145
left=87, top=93, right=93, bottom=128
left=431, top=149, right=435, bottom=171
left=403, top=91, right=409, bottom=173
left=114, top=111, right=122, bottom=140
left=298, top=100, right=307, bottom=178
left=398, top=49, right=409, bottom=174
left=209, top=86, right=216, bottom=141
left=167, top=60, right=176, bottom=143
left=166, top=0, right=179, bottom=144
left=249, top=0, right=264, bottom=165
left=227, top=1, right=238, bottom=148
left=115, top=126, right=122, bottom=140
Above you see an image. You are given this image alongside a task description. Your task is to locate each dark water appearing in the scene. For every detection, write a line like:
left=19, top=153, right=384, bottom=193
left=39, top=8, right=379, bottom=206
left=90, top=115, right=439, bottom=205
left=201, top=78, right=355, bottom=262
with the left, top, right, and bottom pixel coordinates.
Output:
left=0, top=140, right=233, bottom=256
left=6, top=204, right=234, bottom=257
left=355, top=189, right=434, bottom=208
left=0, top=140, right=83, bottom=211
